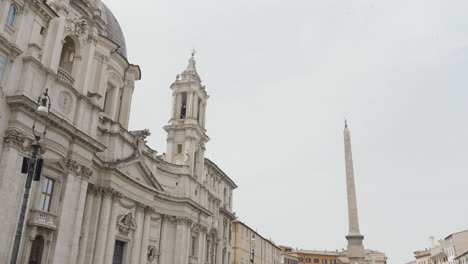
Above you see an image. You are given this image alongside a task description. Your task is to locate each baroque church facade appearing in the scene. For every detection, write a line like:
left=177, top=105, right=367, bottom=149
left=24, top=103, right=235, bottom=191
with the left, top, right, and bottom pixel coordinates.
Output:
left=0, top=0, right=237, bottom=263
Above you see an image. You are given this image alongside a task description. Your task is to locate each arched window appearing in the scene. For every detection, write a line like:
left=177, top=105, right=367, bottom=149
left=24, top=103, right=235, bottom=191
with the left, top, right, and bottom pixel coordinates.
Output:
left=28, top=235, right=44, bottom=264
left=59, top=36, right=76, bottom=73
left=6, top=4, right=17, bottom=27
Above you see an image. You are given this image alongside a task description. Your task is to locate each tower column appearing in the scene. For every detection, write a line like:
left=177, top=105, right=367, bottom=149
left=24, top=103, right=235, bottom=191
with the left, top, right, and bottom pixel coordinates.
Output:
left=193, top=94, right=199, bottom=120
left=343, top=122, right=365, bottom=263
left=187, top=92, right=194, bottom=118
left=176, top=93, right=182, bottom=119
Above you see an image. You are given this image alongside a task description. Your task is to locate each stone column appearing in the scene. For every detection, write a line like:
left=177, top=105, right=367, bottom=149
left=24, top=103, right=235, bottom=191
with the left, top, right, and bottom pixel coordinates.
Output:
left=76, top=34, right=97, bottom=95
left=85, top=188, right=103, bottom=263
left=104, top=191, right=122, bottom=264
left=193, top=95, right=199, bottom=120
left=176, top=93, right=182, bottom=119
left=158, top=216, right=170, bottom=264
left=130, top=203, right=145, bottom=263
left=52, top=165, right=90, bottom=264
left=139, top=206, right=153, bottom=263
left=197, top=231, right=207, bottom=264
left=187, top=92, right=194, bottom=118
left=92, top=188, right=113, bottom=264
left=118, top=80, right=135, bottom=128
left=171, top=93, right=177, bottom=119
left=76, top=186, right=96, bottom=264
left=69, top=177, right=91, bottom=264
left=174, top=217, right=190, bottom=264
left=199, top=103, right=205, bottom=127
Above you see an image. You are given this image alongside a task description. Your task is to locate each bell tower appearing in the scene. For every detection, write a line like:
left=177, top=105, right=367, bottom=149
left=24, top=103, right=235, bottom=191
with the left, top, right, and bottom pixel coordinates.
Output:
left=164, top=52, right=209, bottom=179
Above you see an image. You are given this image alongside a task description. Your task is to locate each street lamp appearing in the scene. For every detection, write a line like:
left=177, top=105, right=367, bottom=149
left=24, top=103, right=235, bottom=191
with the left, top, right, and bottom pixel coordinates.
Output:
left=10, top=89, right=51, bottom=264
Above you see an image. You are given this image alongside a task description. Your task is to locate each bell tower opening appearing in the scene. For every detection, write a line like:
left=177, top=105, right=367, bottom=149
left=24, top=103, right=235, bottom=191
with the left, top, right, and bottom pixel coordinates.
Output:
left=180, top=92, right=187, bottom=119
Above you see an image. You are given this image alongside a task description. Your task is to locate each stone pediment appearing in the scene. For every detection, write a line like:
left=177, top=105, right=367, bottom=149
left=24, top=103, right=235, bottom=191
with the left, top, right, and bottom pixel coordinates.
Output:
left=116, top=158, right=164, bottom=191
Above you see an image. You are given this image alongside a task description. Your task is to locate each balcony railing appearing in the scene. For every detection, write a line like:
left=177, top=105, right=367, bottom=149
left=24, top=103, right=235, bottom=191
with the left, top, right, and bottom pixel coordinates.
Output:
left=28, top=209, right=57, bottom=230
left=58, top=67, right=75, bottom=85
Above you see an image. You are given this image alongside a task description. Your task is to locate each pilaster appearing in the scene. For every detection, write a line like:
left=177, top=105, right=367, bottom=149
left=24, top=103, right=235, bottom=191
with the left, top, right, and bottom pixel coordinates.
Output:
left=129, top=202, right=145, bottom=263
left=103, top=191, right=123, bottom=264
left=92, top=188, right=113, bottom=264
left=174, top=217, right=190, bottom=264
left=76, top=185, right=96, bottom=264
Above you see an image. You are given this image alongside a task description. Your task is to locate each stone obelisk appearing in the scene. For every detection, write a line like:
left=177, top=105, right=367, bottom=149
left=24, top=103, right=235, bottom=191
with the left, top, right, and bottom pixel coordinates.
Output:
left=343, top=121, right=365, bottom=264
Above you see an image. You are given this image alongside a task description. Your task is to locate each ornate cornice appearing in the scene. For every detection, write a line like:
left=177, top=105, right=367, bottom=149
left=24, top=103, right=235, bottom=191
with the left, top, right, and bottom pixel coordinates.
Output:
left=29, top=0, right=58, bottom=21
left=97, top=187, right=122, bottom=201
left=64, top=158, right=93, bottom=179
left=162, top=215, right=208, bottom=232
left=3, top=128, right=32, bottom=154
left=135, top=202, right=146, bottom=212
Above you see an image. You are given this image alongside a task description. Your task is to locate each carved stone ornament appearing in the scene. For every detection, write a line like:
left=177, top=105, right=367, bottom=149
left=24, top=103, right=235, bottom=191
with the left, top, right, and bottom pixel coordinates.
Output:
left=65, top=17, right=88, bottom=36
left=147, top=246, right=159, bottom=263
left=117, top=212, right=136, bottom=237
left=64, top=158, right=93, bottom=178
left=129, top=129, right=151, bottom=158
left=191, top=222, right=208, bottom=233
left=3, top=128, right=32, bottom=154
left=57, top=91, right=73, bottom=114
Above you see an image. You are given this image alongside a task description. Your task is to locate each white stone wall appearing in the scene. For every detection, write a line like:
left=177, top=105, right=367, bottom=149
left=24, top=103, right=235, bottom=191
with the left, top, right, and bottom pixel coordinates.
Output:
left=0, top=1, right=237, bottom=264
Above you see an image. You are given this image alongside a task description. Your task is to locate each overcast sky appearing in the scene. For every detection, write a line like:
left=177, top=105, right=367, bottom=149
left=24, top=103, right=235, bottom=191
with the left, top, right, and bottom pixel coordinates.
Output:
left=105, top=1, right=468, bottom=263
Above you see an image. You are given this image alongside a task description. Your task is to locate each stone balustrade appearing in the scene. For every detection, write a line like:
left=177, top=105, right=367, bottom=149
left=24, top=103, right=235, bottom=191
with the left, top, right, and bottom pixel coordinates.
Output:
left=58, top=67, right=75, bottom=85
left=28, top=209, right=58, bottom=230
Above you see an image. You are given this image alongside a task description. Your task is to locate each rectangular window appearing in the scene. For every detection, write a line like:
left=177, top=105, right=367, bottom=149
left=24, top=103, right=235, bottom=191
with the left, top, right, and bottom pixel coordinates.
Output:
left=38, top=178, right=54, bottom=212
left=322, top=259, right=327, bottom=264
left=307, top=258, right=311, bottom=263
left=314, top=259, right=319, bottom=263
left=190, top=235, right=197, bottom=256
left=177, top=144, right=182, bottom=154
left=0, top=54, right=6, bottom=83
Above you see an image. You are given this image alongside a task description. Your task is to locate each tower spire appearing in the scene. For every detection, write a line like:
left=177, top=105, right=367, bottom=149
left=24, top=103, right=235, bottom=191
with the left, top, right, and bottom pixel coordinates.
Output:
left=343, top=122, right=365, bottom=264
left=164, top=52, right=209, bottom=178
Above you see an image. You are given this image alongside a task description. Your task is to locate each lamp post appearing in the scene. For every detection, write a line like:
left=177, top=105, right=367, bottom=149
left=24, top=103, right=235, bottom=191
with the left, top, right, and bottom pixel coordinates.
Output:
left=10, top=89, right=51, bottom=264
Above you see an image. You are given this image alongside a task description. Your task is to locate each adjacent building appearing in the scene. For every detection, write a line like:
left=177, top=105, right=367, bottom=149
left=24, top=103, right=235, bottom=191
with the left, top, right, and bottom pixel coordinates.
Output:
left=455, top=251, right=468, bottom=264
left=338, top=249, right=387, bottom=264
left=231, top=220, right=281, bottom=264
left=0, top=0, right=237, bottom=263
left=414, top=249, right=432, bottom=264
left=412, top=231, right=468, bottom=264
left=279, top=246, right=299, bottom=264
left=289, top=250, right=339, bottom=264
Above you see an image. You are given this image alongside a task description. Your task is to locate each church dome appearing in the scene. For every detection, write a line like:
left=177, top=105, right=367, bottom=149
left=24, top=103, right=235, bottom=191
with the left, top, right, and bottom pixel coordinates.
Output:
left=101, top=3, right=127, bottom=58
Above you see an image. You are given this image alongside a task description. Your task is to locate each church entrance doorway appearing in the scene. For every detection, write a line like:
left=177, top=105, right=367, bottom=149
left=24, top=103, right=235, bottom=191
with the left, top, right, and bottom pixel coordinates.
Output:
left=112, top=240, right=126, bottom=264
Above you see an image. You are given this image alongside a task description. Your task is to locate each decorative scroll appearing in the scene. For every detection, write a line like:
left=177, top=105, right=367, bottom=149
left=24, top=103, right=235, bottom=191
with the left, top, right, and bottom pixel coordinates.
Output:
left=64, top=158, right=93, bottom=178
left=3, top=128, right=32, bottom=154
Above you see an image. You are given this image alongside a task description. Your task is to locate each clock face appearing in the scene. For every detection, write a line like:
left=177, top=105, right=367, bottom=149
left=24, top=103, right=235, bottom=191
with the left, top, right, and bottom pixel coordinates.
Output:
left=58, top=91, right=73, bottom=114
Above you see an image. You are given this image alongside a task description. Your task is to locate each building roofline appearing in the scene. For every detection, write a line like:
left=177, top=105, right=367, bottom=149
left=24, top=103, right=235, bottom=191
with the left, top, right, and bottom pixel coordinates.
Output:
left=445, top=230, right=468, bottom=240
left=205, top=158, right=238, bottom=188
left=232, top=220, right=280, bottom=250
left=455, top=251, right=468, bottom=260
